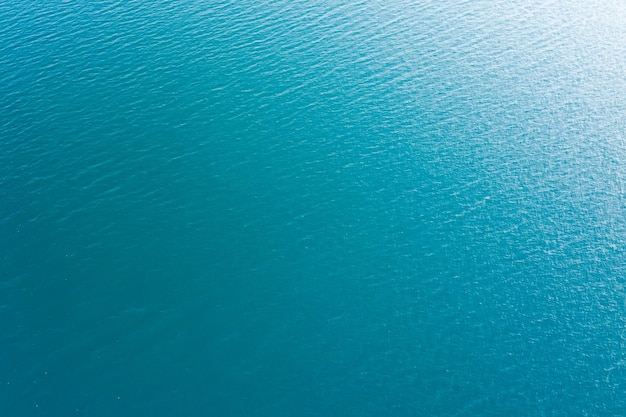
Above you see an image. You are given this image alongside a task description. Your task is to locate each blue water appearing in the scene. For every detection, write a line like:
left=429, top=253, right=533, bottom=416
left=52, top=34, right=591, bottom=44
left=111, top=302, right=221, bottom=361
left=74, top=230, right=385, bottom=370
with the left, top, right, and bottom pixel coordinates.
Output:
left=2, top=1, right=626, bottom=415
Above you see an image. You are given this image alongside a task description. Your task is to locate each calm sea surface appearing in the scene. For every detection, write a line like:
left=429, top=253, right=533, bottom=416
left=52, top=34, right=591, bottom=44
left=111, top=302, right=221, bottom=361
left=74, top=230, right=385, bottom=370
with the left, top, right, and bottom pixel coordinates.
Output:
left=2, top=1, right=626, bottom=415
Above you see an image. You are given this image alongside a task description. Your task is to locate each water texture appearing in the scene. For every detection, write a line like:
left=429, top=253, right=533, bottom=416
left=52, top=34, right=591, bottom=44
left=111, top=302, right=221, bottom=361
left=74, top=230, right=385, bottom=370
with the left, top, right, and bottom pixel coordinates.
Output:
left=2, top=1, right=626, bottom=415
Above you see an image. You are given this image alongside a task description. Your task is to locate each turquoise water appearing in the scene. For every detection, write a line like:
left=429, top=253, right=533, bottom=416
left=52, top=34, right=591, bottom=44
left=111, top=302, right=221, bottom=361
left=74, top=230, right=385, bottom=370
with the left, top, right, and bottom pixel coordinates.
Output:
left=2, top=1, right=626, bottom=415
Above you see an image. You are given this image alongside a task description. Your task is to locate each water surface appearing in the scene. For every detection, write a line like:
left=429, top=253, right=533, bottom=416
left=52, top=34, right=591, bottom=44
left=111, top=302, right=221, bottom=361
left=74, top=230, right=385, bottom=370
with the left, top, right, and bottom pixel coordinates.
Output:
left=2, top=1, right=626, bottom=415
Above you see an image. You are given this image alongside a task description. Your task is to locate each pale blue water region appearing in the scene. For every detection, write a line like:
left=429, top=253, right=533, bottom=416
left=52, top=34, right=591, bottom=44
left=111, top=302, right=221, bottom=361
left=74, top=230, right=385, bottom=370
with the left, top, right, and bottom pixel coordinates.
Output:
left=2, top=1, right=626, bottom=415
